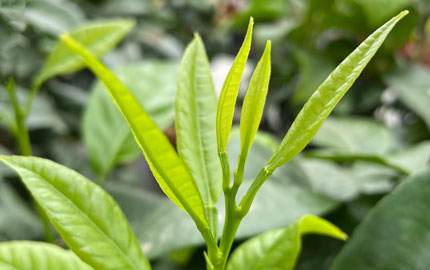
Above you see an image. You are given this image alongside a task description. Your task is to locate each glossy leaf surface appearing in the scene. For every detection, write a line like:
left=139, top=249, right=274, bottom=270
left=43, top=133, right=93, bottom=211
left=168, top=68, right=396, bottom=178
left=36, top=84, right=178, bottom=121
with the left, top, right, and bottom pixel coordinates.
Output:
left=331, top=170, right=430, bottom=270
left=0, top=156, right=150, bottom=270
left=0, top=241, right=93, bottom=270
left=84, top=61, right=177, bottom=177
left=239, top=41, right=271, bottom=163
left=227, top=215, right=346, bottom=270
left=216, top=18, right=253, bottom=152
left=36, top=19, right=135, bottom=85
left=267, top=11, right=408, bottom=171
left=61, top=35, right=208, bottom=231
left=176, top=35, right=221, bottom=215
left=133, top=132, right=338, bottom=258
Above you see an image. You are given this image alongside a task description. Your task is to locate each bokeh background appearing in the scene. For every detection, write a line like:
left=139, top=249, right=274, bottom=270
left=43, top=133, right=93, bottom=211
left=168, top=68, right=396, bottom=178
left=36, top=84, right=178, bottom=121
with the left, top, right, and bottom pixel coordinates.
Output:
left=0, top=0, right=429, bottom=269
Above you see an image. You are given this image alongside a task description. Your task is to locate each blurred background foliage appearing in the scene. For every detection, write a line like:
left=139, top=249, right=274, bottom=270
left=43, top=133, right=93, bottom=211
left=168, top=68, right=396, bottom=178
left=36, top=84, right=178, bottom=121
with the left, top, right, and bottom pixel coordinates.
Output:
left=0, top=0, right=429, bottom=269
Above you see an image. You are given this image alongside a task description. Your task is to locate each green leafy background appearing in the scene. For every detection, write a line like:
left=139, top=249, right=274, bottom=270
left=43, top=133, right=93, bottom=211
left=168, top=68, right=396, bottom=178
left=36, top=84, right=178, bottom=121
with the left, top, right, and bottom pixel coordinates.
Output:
left=0, top=0, right=429, bottom=269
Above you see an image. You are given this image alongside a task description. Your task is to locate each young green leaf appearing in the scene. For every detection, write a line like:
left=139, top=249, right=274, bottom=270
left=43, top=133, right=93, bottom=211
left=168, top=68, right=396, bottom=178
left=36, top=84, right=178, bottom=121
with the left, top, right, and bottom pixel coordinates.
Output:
left=83, top=61, right=178, bottom=183
left=0, top=156, right=150, bottom=270
left=227, top=215, right=347, bottom=270
left=0, top=241, right=93, bottom=270
left=176, top=34, right=222, bottom=237
left=237, top=41, right=271, bottom=178
left=331, top=170, right=430, bottom=270
left=60, top=35, right=210, bottom=235
left=266, top=11, right=408, bottom=172
left=36, top=19, right=135, bottom=86
left=216, top=17, right=254, bottom=153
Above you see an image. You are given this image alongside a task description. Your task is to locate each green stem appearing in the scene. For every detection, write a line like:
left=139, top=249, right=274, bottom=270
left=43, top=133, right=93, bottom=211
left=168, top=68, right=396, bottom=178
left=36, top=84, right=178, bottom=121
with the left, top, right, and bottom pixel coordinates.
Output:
left=6, top=78, right=32, bottom=156
left=239, top=166, right=273, bottom=216
left=6, top=78, right=55, bottom=243
left=218, top=150, right=231, bottom=192
left=215, top=151, right=248, bottom=270
left=217, top=187, right=243, bottom=270
left=24, top=81, right=41, bottom=118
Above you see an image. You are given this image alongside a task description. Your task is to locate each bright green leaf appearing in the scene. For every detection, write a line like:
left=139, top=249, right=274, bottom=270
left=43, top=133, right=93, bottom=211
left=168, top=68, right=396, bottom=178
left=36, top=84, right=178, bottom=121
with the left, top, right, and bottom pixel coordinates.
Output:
left=216, top=18, right=253, bottom=153
left=133, top=133, right=337, bottom=259
left=60, top=34, right=209, bottom=233
left=0, top=156, right=150, bottom=270
left=239, top=40, right=271, bottom=166
left=266, top=11, right=408, bottom=171
left=36, top=19, right=135, bottom=85
left=84, top=61, right=178, bottom=179
left=176, top=34, right=222, bottom=236
left=331, top=170, right=430, bottom=270
left=227, top=215, right=347, bottom=270
left=0, top=241, right=93, bottom=270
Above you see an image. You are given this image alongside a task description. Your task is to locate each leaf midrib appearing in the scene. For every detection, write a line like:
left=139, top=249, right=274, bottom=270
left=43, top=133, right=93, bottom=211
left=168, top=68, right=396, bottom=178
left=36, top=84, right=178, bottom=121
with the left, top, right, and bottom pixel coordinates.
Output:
left=242, top=56, right=269, bottom=155
left=20, top=166, right=139, bottom=270
left=189, top=42, right=214, bottom=204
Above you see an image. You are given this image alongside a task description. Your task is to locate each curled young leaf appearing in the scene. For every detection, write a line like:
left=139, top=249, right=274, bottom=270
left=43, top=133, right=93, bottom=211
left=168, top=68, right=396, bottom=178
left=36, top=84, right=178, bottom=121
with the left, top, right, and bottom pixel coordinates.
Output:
left=266, top=11, right=408, bottom=171
left=237, top=40, right=271, bottom=176
left=217, top=17, right=254, bottom=153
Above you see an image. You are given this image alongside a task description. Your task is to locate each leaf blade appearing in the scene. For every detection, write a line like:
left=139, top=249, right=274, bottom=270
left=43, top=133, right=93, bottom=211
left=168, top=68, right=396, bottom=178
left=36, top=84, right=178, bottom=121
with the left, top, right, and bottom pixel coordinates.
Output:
left=331, top=170, right=430, bottom=270
left=0, top=156, right=150, bottom=270
left=83, top=61, right=178, bottom=179
left=176, top=35, right=222, bottom=237
left=36, top=19, right=135, bottom=85
left=227, top=215, right=346, bottom=270
left=216, top=18, right=254, bottom=152
left=0, top=241, right=93, bottom=270
left=267, top=11, right=408, bottom=171
left=176, top=35, right=221, bottom=204
left=60, top=34, right=209, bottom=232
left=239, top=40, right=271, bottom=164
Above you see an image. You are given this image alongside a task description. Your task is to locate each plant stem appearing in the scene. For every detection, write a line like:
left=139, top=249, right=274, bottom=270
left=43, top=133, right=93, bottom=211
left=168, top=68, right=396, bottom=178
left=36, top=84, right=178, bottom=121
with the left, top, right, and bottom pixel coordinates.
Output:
left=6, top=78, right=55, bottom=243
left=217, top=187, right=243, bottom=270
left=6, top=79, right=32, bottom=156
left=215, top=152, right=249, bottom=270
left=239, top=166, right=273, bottom=216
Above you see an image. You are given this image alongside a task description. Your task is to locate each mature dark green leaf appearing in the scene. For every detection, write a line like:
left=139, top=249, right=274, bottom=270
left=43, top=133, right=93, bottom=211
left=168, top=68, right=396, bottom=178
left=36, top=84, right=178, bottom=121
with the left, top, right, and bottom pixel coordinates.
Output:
left=61, top=35, right=209, bottom=232
left=331, top=170, right=430, bottom=270
left=36, top=19, right=135, bottom=85
left=217, top=18, right=253, bottom=153
left=227, top=215, right=346, bottom=270
left=0, top=156, right=150, bottom=270
left=23, top=0, right=84, bottom=35
left=0, top=241, right=93, bottom=270
left=385, top=64, right=430, bottom=129
left=311, top=117, right=399, bottom=154
left=0, top=177, right=42, bottom=240
left=358, top=0, right=411, bottom=26
left=266, top=11, right=408, bottom=171
left=84, top=61, right=177, bottom=177
left=176, top=34, right=221, bottom=235
left=292, top=48, right=334, bottom=105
